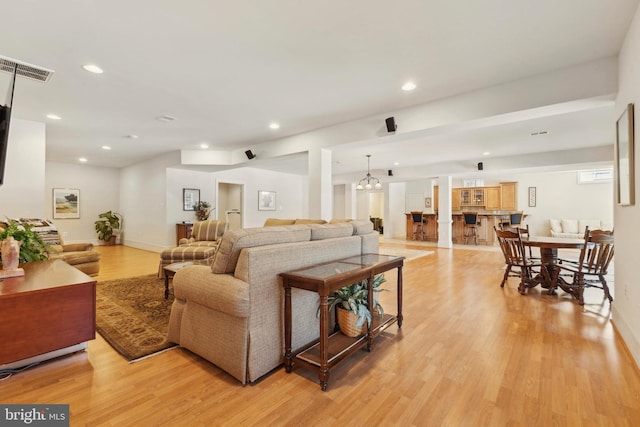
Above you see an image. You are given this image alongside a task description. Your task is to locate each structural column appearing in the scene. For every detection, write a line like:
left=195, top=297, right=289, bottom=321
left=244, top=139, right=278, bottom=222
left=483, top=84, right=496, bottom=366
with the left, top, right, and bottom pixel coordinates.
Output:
left=308, top=148, right=333, bottom=220
left=437, top=176, right=453, bottom=248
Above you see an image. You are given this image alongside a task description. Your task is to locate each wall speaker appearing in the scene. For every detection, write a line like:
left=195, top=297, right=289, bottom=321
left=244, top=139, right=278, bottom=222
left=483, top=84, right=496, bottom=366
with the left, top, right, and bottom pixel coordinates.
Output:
left=385, top=117, right=397, bottom=133
left=388, top=169, right=394, bottom=176
left=477, top=162, right=483, bottom=171
left=245, top=150, right=256, bottom=160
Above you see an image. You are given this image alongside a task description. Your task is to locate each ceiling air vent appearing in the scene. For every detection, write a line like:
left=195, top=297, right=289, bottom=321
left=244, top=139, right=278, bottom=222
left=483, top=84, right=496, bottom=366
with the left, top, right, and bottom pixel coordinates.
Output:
left=0, top=55, right=55, bottom=83
left=156, top=115, right=177, bottom=123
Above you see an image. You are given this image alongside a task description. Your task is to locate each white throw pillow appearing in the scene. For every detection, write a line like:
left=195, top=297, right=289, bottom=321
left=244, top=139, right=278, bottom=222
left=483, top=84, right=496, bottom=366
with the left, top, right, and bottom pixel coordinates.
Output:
left=561, top=219, right=579, bottom=234
left=549, top=219, right=562, bottom=233
left=578, top=219, right=602, bottom=233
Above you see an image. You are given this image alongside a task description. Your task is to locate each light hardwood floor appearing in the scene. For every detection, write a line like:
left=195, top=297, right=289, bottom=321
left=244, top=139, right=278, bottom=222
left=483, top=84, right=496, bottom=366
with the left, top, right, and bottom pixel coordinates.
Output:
left=1, top=242, right=639, bottom=426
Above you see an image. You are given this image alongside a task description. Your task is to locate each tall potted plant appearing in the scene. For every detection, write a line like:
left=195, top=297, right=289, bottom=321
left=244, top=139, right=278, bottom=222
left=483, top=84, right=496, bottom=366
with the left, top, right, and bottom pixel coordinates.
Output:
left=94, top=211, right=122, bottom=245
left=324, top=274, right=387, bottom=337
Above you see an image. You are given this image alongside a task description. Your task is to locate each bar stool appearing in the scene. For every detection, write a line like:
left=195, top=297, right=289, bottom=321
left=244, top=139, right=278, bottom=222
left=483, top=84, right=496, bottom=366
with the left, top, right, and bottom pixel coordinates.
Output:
left=463, top=212, right=480, bottom=245
left=410, top=211, right=426, bottom=240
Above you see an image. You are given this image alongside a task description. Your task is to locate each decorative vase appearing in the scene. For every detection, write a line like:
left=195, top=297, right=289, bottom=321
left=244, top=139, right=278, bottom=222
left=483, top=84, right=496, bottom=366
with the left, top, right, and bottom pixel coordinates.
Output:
left=337, top=307, right=366, bottom=337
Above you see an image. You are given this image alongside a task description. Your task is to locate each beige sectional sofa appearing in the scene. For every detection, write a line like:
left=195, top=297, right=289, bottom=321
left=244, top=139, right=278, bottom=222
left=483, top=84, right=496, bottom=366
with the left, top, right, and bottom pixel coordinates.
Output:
left=167, top=220, right=378, bottom=384
left=549, top=218, right=613, bottom=238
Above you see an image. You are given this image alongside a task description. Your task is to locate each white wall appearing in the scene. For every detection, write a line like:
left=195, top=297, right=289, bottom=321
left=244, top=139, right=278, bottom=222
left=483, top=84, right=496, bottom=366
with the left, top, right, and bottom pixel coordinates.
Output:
left=45, top=162, right=120, bottom=243
left=613, top=2, right=640, bottom=367
left=0, top=119, right=46, bottom=218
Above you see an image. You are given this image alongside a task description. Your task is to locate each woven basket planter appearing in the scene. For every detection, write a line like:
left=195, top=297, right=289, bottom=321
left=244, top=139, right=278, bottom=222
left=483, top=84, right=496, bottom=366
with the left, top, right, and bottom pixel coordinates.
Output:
left=337, top=307, right=366, bottom=337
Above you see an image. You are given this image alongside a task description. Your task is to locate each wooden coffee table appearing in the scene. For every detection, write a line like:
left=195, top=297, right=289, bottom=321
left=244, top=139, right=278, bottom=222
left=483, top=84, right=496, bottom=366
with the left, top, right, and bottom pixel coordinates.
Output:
left=163, top=261, right=207, bottom=299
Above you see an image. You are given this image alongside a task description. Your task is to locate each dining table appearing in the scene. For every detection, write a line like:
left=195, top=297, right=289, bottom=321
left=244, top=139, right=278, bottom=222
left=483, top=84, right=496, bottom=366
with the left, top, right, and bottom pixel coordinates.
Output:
left=521, top=235, right=591, bottom=298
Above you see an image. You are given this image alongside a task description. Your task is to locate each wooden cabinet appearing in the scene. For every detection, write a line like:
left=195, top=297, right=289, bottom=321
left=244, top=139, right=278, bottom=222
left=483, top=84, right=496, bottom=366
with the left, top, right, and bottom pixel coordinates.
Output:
left=0, top=260, right=96, bottom=365
left=472, top=188, right=485, bottom=206
left=451, top=188, right=461, bottom=210
left=485, top=186, right=501, bottom=210
left=500, top=182, right=518, bottom=210
left=433, top=185, right=439, bottom=211
left=460, top=189, right=471, bottom=206
left=176, top=222, right=193, bottom=246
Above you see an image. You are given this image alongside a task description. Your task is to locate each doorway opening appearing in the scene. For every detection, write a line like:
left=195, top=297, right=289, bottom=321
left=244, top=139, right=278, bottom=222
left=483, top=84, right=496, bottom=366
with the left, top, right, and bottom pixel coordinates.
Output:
left=217, top=181, right=243, bottom=231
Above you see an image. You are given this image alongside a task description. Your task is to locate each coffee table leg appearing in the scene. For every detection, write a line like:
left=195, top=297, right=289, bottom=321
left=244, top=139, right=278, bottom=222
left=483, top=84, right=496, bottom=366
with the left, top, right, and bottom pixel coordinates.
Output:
left=164, top=275, right=170, bottom=299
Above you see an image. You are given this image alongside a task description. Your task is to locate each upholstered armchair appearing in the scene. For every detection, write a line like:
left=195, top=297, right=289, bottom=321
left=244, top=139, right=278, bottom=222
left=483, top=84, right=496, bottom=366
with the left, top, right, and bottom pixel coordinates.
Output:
left=178, top=219, right=226, bottom=247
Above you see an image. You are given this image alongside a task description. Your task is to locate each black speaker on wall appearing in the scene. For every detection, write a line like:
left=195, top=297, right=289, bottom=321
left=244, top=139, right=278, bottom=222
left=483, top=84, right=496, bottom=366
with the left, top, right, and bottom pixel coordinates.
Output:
left=388, top=169, right=394, bottom=176
left=385, top=117, right=397, bottom=133
left=477, top=162, right=484, bottom=171
left=245, top=150, right=256, bottom=160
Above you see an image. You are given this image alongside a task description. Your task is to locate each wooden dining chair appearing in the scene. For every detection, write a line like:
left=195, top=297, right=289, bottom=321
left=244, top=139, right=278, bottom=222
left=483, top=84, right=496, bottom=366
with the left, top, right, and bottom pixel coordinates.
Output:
left=549, top=227, right=614, bottom=305
left=494, top=226, right=541, bottom=292
left=500, top=223, right=539, bottom=260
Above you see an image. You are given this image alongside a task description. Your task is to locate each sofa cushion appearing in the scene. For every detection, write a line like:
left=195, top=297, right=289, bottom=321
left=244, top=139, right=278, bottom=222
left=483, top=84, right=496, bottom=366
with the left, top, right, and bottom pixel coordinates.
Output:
left=350, top=220, right=374, bottom=235
left=309, top=222, right=354, bottom=240
left=549, top=219, right=562, bottom=233
left=263, top=218, right=296, bottom=227
left=192, top=220, right=225, bottom=241
left=578, top=219, right=602, bottom=232
left=212, top=225, right=311, bottom=274
left=561, top=219, right=579, bottom=234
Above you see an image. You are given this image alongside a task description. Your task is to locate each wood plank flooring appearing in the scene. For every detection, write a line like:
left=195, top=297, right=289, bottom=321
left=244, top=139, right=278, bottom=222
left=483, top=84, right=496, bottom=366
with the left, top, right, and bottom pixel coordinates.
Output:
left=1, top=242, right=639, bottom=426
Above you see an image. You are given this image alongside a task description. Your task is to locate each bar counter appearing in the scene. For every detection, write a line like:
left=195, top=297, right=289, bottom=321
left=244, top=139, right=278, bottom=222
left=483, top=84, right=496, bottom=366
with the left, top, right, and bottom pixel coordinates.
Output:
left=405, top=212, right=512, bottom=244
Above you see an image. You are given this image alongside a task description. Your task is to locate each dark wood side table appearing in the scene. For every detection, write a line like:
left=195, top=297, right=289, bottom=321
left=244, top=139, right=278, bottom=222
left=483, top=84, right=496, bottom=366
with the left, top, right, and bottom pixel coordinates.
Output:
left=0, top=259, right=96, bottom=366
left=176, top=222, right=194, bottom=246
left=280, top=253, right=404, bottom=391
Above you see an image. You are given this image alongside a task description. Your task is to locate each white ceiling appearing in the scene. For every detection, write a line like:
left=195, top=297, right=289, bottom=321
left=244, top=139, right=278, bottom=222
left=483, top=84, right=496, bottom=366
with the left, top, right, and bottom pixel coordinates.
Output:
left=1, top=0, right=638, bottom=180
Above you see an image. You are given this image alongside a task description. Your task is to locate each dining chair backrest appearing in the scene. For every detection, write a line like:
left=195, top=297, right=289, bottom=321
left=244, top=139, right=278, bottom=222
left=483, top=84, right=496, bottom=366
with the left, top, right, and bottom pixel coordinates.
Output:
left=509, top=211, right=523, bottom=226
left=494, top=226, right=528, bottom=266
left=589, top=229, right=614, bottom=238
left=463, top=212, right=478, bottom=226
left=583, top=233, right=614, bottom=275
left=410, top=211, right=423, bottom=224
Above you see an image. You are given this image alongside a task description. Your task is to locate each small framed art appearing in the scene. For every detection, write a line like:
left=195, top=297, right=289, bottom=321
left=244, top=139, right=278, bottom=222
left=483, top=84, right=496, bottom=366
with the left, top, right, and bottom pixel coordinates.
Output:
left=528, top=187, right=536, bottom=207
left=53, top=188, right=80, bottom=219
left=258, top=191, right=276, bottom=211
left=183, top=188, right=200, bottom=211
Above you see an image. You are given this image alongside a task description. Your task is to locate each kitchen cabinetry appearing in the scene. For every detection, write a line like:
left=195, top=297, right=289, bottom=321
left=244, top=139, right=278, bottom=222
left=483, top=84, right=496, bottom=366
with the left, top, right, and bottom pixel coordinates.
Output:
left=485, top=186, right=501, bottom=210
left=500, top=182, right=518, bottom=210
left=451, top=188, right=461, bottom=210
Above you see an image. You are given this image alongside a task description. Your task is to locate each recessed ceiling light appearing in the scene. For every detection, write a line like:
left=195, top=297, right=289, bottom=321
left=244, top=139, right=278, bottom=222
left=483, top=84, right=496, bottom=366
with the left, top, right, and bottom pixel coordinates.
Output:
left=200, top=143, right=209, bottom=149
left=401, top=81, right=416, bottom=91
left=46, top=114, right=61, bottom=120
left=394, top=162, right=400, bottom=166
left=82, top=64, right=104, bottom=74
left=269, top=122, right=280, bottom=130
left=102, top=145, right=111, bottom=150
left=482, top=152, right=491, bottom=156
left=78, top=157, right=88, bottom=163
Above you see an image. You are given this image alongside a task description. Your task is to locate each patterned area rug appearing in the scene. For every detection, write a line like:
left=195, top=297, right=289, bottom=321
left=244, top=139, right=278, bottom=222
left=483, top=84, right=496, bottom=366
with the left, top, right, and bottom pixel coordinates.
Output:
left=96, top=274, right=177, bottom=362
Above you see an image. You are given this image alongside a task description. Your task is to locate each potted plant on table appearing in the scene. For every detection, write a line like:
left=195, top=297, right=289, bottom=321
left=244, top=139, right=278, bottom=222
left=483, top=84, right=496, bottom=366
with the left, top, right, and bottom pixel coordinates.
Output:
left=0, top=219, right=49, bottom=265
left=94, top=210, right=123, bottom=245
left=324, top=274, right=387, bottom=337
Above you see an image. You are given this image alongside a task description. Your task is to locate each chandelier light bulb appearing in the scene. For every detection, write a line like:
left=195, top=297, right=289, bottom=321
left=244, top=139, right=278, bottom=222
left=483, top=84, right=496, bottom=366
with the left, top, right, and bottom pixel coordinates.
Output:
left=375, top=182, right=382, bottom=190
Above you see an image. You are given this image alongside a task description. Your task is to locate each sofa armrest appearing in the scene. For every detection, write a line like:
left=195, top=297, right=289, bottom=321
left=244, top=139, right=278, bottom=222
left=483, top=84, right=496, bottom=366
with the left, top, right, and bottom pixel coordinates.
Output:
left=173, top=265, right=250, bottom=318
left=178, top=237, right=195, bottom=245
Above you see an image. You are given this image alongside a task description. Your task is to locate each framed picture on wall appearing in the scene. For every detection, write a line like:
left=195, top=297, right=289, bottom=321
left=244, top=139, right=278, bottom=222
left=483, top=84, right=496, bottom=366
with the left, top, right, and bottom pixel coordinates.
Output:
left=53, top=188, right=80, bottom=219
left=528, top=187, right=536, bottom=207
left=183, top=188, right=200, bottom=211
left=258, top=190, right=276, bottom=211
left=616, top=103, right=635, bottom=206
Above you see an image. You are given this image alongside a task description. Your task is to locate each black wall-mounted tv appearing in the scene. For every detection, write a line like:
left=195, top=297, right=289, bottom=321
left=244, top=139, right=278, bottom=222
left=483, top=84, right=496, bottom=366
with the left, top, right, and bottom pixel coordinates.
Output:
left=0, top=64, right=17, bottom=186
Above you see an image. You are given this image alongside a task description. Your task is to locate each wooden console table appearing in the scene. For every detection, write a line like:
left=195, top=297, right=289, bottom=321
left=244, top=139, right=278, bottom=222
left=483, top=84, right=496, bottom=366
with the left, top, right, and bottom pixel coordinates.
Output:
left=280, top=253, right=404, bottom=391
left=0, top=259, right=96, bottom=366
left=176, top=222, right=194, bottom=246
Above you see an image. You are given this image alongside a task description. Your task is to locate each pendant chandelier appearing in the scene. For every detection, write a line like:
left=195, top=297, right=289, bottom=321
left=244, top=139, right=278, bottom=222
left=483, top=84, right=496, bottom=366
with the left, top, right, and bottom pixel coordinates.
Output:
left=356, top=155, right=382, bottom=191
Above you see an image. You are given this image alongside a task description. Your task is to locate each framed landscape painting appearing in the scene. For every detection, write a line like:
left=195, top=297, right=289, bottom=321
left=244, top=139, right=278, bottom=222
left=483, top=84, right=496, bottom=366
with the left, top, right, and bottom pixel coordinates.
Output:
left=53, top=188, right=80, bottom=219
